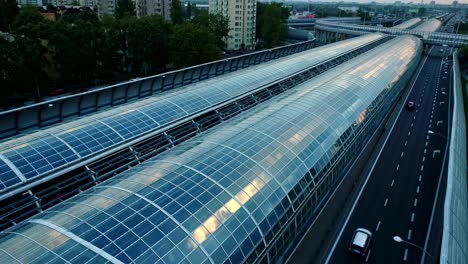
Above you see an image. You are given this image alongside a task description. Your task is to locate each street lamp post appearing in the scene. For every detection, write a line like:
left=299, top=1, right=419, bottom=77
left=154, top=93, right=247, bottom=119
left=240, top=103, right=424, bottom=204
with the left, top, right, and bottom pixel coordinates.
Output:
left=393, top=236, right=434, bottom=261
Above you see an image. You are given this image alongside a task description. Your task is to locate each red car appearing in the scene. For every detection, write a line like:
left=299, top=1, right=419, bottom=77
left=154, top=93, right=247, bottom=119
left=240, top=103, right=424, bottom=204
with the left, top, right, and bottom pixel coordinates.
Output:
left=48, top=89, right=65, bottom=96
left=406, top=101, right=415, bottom=111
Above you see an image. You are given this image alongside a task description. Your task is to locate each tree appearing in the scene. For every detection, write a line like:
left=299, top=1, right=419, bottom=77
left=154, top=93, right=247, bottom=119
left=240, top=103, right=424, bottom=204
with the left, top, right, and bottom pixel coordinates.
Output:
left=123, top=15, right=173, bottom=74
left=115, top=0, right=135, bottom=19
left=186, top=3, right=192, bottom=21
left=0, top=0, right=19, bottom=32
left=417, top=8, right=426, bottom=17
left=257, top=3, right=289, bottom=48
left=169, top=23, right=221, bottom=68
left=13, top=6, right=45, bottom=32
left=171, top=0, right=184, bottom=24
left=192, top=12, right=229, bottom=49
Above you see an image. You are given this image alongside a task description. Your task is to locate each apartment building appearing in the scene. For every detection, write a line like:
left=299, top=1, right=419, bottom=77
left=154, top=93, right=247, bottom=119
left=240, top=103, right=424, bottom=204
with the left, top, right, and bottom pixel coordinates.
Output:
left=209, top=0, right=256, bottom=50
left=135, top=0, right=172, bottom=20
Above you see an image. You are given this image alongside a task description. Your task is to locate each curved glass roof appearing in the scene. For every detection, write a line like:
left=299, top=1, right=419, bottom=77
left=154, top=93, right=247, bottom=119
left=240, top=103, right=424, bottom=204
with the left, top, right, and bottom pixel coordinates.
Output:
left=392, top=18, right=421, bottom=29
left=0, top=35, right=422, bottom=263
left=412, top=18, right=441, bottom=32
left=0, top=33, right=384, bottom=194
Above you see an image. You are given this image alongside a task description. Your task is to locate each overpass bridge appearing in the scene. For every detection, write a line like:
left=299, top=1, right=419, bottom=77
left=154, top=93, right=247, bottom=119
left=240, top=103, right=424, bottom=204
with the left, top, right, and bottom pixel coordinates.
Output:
left=315, top=18, right=468, bottom=47
left=0, top=24, right=466, bottom=264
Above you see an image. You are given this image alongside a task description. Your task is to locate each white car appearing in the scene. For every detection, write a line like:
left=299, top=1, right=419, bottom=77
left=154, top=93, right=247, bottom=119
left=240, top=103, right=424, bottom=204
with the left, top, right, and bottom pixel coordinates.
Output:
left=349, top=228, right=372, bottom=256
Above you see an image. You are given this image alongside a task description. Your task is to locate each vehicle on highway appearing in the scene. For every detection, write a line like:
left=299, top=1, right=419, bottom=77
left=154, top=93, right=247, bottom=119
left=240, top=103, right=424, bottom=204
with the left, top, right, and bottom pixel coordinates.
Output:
left=48, top=89, right=66, bottom=96
left=439, top=48, right=444, bottom=53
left=349, top=228, right=372, bottom=256
left=406, top=101, right=415, bottom=111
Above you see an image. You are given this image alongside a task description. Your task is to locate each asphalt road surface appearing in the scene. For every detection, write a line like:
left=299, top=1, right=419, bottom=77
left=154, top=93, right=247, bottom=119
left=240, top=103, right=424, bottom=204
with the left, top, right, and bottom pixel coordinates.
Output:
left=324, top=49, right=451, bottom=264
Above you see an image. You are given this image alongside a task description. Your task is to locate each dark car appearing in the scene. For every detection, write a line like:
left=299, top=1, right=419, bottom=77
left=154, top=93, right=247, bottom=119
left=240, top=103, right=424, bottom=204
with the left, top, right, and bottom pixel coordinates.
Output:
left=349, top=228, right=372, bottom=256
left=48, top=89, right=66, bottom=96
left=406, top=101, right=415, bottom=111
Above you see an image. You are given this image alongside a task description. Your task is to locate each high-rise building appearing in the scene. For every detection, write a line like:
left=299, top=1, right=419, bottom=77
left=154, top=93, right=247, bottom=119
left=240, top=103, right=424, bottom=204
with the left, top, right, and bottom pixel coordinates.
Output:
left=209, top=0, right=257, bottom=51
left=452, top=1, right=458, bottom=8
left=135, top=0, right=172, bottom=20
left=98, top=0, right=116, bottom=16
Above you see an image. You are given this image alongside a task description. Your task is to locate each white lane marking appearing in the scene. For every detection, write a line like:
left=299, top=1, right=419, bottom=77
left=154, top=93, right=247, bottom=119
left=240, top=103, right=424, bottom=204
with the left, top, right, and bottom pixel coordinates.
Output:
left=425, top=141, right=428, bottom=147
left=417, top=186, right=420, bottom=193
left=414, top=198, right=418, bottom=207
left=411, top=123, right=414, bottom=127
left=424, top=148, right=427, bottom=154
left=396, top=164, right=400, bottom=171
left=422, top=156, right=425, bottom=162
left=420, top=165, right=424, bottom=171
left=391, top=179, right=395, bottom=187
left=401, top=152, right=404, bottom=157
left=413, top=116, right=416, bottom=120
left=429, top=124, right=432, bottom=128
left=430, top=119, right=432, bottom=123
left=411, top=213, right=415, bottom=222
left=419, top=175, right=422, bottom=182
left=426, top=135, right=429, bottom=140
left=384, top=198, right=389, bottom=207
left=405, top=141, right=408, bottom=146
left=366, top=249, right=372, bottom=262
left=403, top=249, right=408, bottom=261
left=433, top=150, right=440, bottom=158
left=376, top=221, right=381, bottom=231
left=408, top=229, right=412, bottom=240
left=408, top=131, right=411, bottom=136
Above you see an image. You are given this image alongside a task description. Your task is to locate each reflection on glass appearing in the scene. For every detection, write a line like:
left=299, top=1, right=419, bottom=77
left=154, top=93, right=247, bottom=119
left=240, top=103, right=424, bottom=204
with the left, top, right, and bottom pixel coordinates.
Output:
left=192, top=178, right=265, bottom=244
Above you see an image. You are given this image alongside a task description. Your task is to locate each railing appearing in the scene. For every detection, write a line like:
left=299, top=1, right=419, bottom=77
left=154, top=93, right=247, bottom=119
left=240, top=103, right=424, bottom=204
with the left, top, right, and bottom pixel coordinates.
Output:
left=0, top=40, right=315, bottom=141
left=440, top=50, right=468, bottom=264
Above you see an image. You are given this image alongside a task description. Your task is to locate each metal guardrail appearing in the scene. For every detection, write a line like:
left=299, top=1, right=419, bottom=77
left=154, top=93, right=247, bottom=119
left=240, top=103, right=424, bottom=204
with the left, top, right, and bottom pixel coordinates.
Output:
left=440, top=50, right=468, bottom=264
left=0, top=40, right=315, bottom=141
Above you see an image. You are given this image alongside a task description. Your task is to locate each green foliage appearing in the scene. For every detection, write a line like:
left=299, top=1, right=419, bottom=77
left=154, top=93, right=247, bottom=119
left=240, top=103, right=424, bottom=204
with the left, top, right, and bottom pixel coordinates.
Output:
left=257, top=2, right=289, bottom=48
left=115, top=0, right=135, bottom=19
left=417, top=7, right=426, bottom=17
left=123, top=15, right=173, bottom=73
left=0, top=0, right=19, bottom=32
left=192, top=12, right=229, bottom=49
left=13, top=6, right=45, bottom=32
left=171, top=0, right=184, bottom=24
left=2, top=5, right=231, bottom=100
left=169, top=23, right=221, bottom=67
left=460, top=45, right=468, bottom=58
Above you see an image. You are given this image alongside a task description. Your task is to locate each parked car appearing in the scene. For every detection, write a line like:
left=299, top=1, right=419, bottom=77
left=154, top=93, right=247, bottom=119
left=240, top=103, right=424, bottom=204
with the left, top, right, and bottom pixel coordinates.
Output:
left=349, top=228, right=372, bottom=256
left=406, top=101, right=415, bottom=111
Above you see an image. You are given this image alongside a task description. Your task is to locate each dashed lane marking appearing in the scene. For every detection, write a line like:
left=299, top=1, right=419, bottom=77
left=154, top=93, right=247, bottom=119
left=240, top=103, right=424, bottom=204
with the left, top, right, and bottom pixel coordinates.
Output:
left=396, top=164, right=400, bottom=171
left=384, top=198, right=389, bottom=207
left=391, top=179, right=395, bottom=187
left=408, top=229, right=412, bottom=240
left=376, top=221, right=381, bottom=231
left=401, top=152, right=404, bottom=157
left=411, top=213, right=415, bottom=222
left=403, top=249, right=408, bottom=262
left=419, top=175, right=422, bottom=182
left=417, top=186, right=420, bottom=193
left=414, top=198, right=418, bottom=207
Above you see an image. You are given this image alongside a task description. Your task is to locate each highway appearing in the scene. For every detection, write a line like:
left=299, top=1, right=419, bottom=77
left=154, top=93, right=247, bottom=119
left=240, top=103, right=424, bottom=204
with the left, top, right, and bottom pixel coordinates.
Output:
left=324, top=47, right=451, bottom=264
